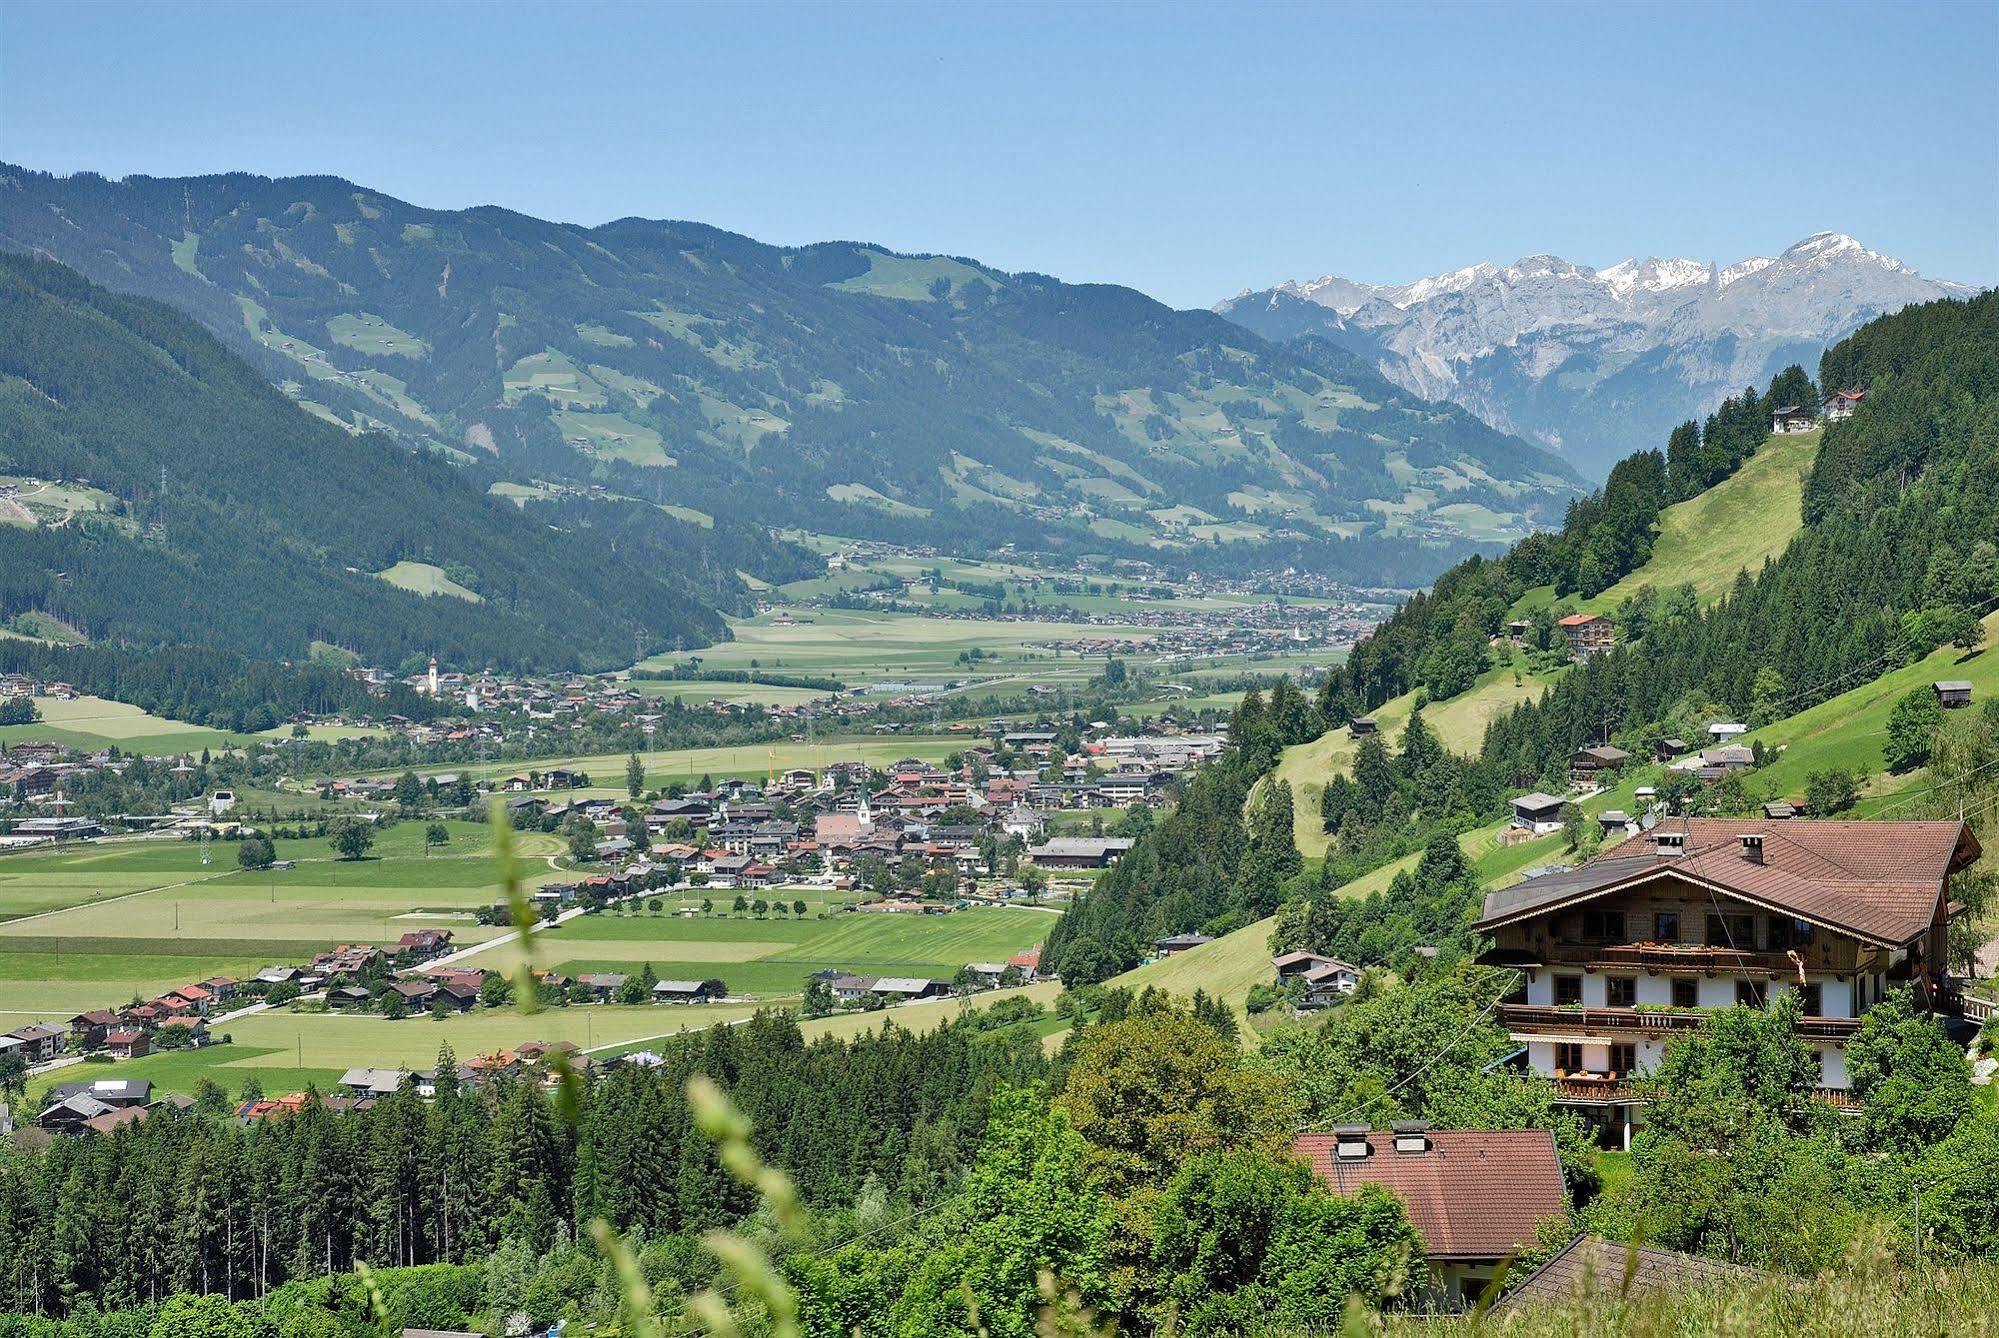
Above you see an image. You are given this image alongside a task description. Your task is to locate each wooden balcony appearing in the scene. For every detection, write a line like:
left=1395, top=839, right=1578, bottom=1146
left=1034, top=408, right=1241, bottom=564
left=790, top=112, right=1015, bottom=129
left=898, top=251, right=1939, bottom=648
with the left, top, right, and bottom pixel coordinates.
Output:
left=1532, top=941, right=1865, bottom=975
left=1501, top=1004, right=1861, bottom=1040
left=1550, top=1077, right=1860, bottom=1111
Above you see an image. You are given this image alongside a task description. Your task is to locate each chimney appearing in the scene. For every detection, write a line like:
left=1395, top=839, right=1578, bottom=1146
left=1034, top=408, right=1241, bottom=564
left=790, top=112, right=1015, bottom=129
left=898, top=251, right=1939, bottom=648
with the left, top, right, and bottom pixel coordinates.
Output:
left=1739, top=833, right=1765, bottom=864
left=1391, top=1119, right=1432, bottom=1155
left=1333, top=1124, right=1372, bottom=1160
left=1656, top=831, right=1686, bottom=857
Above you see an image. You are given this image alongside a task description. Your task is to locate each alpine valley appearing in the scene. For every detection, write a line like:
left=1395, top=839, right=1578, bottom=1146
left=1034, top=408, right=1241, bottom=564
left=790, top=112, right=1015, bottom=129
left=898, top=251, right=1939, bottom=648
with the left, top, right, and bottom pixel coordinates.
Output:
left=1217, top=231, right=1973, bottom=478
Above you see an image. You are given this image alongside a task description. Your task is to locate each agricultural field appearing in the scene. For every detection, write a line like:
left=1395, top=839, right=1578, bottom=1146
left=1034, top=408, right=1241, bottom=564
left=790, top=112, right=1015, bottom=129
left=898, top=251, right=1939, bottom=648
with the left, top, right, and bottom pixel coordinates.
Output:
left=387, top=734, right=969, bottom=795
left=0, top=693, right=251, bottom=753
left=507, top=901, right=1053, bottom=997
left=642, top=607, right=1159, bottom=689
left=623, top=678, right=836, bottom=707
left=0, top=821, right=563, bottom=1019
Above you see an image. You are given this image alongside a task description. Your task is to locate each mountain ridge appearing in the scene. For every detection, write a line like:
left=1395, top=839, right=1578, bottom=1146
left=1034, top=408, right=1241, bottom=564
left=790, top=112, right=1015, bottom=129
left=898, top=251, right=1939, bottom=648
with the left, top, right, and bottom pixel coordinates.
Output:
left=1218, top=232, right=1976, bottom=477
left=0, top=250, right=815, bottom=670
left=0, top=164, right=1584, bottom=576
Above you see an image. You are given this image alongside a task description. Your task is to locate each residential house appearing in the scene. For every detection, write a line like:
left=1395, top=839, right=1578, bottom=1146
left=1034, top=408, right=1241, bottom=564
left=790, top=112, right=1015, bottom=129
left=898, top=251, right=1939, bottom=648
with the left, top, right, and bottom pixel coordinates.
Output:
left=1301, top=961, right=1361, bottom=1007
left=830, top=974, right=881, bottom=1005
left=1006, top=948, right=1041, bottom=982
left=3, top=1022, right=65, bottom=1063
left=577, top=972, right=629, bottom=1002
left=157, top=1017, right=210, bottom=1046
left=1568, top=745, right=1631, bottom=788
left=960, top=962, right=1007, bottom=989
left=1472, top=819, right=1978, bottom=1147
left=1771, top=405, right=1816, bottom=434
left=104, top=1029, right=150, bottom=1059
left=1557, top=613, right=1614, bottom=659
left=396, top=929, right=454, bottom=961
left=1823, top=388, right=1865, bottom=420
left=1156, top=933, right=1213, bottom=957
left=1296, top=1123, right=1568, bottom=1305
left=68, top=1009, right=119, bottom=1050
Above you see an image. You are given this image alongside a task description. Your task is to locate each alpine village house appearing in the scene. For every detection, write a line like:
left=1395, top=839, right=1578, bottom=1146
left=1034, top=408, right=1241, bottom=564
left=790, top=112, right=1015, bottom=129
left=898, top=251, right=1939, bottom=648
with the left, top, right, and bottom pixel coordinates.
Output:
left=1474, top=818, right=1978, bottom=1148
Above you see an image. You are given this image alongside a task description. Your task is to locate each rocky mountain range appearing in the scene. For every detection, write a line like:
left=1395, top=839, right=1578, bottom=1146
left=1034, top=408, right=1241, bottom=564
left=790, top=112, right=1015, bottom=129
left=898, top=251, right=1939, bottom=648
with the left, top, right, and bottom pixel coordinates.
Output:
left=1217, top=232, right=1976, bottom=478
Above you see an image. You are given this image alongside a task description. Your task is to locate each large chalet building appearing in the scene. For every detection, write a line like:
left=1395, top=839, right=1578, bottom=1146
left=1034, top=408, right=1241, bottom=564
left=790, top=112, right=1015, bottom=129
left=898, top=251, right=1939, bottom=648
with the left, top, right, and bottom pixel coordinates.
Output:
left=1474, top=819, right=1977, bottom=1146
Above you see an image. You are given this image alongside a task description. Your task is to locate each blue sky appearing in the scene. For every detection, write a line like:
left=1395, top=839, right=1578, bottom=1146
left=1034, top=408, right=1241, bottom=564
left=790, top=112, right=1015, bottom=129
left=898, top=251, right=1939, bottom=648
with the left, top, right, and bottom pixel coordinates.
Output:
left=3, top=0, right=1993, bottom=308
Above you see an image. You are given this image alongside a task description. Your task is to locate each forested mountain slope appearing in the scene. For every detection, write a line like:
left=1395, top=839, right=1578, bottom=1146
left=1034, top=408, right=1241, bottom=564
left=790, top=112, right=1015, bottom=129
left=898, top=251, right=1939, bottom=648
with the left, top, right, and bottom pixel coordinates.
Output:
left=0, top=253, right=812, bottom=669
left=1049, top=291, right=1999, bottom=982
left=0, top=165, right=1583, bottom=579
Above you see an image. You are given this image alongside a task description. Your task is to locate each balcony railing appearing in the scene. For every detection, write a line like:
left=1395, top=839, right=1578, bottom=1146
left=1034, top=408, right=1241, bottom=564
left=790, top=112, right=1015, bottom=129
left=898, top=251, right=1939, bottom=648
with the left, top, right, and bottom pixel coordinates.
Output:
left=1550, top=1077, right=1860, bottom=1110
left=1501, top=1004, right=1861, bottom=1039
left=1531, top=942, right=1861, bottom=975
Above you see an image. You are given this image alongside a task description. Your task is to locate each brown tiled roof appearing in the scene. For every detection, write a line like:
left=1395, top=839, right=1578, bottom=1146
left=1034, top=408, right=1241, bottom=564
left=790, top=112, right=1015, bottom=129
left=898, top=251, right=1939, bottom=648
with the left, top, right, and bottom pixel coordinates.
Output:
left=1496, top=1234, right=1754, bottom=1309
left=1295, top=1130, right=1567, bottom=1261
left=1476, top=819, right=1978, bottom=947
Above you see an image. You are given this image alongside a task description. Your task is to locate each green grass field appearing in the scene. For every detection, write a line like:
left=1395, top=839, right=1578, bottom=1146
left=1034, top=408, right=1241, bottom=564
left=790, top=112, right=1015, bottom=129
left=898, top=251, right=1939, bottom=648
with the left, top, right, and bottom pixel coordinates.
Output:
left=390, top=734, right=969, bottom=794
left=516, top=903, right=1051, bottom=996
left=1509, top=430, right=1821, bottom=623
left=374, top=561, right=482, bottom=602
left=0, top=821, right=568, bottom=1018
left=0, top=693, right=249, bottom=752
left=641, top=607, right=1160, bottom=690
left=624, top=678, right=834, bottom=706
left=1741, top=610, right=1999, bottom=804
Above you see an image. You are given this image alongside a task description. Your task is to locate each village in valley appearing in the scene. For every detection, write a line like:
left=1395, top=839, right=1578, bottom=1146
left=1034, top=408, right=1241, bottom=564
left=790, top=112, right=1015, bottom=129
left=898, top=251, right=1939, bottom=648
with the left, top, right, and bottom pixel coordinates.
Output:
left=1, top=7, right=1995, bottom=1325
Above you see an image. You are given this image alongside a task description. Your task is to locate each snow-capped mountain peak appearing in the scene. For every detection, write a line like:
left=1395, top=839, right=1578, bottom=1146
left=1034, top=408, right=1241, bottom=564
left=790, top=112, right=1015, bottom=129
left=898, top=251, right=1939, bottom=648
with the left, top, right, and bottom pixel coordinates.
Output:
left=1599, top=255, right=1710, bottom=299
left=1778, top=230, right=1914, bottom=275
left=1216, top=232, right=1973, bottom=480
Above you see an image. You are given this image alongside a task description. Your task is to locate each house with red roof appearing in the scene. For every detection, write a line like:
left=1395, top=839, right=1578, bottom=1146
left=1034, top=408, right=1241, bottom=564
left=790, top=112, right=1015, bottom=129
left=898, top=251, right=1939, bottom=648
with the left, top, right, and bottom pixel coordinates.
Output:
left=1296, top=1123, right=1568, bottom=1306
left=1474, top=819, right=1978, bottom=1146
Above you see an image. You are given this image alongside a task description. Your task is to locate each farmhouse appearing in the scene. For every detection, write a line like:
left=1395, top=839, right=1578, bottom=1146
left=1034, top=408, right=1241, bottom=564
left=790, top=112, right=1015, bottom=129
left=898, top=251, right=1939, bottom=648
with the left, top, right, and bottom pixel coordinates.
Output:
left=1568, top=745, right=1631, bottom=787
left=1473, top=819, right=1978, bottom=1146
left=652, top=979, right=723, bottom=1003
left=1511, top=792, right=1566, bottom=835
left=1823, top=388, right=1865, bottom=420
left=1026, top=837, right=1135, bottom=869
left=1155, top=933, right=1213, bottom=957
left=1296, top=1123, right=1568, bottom=1305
